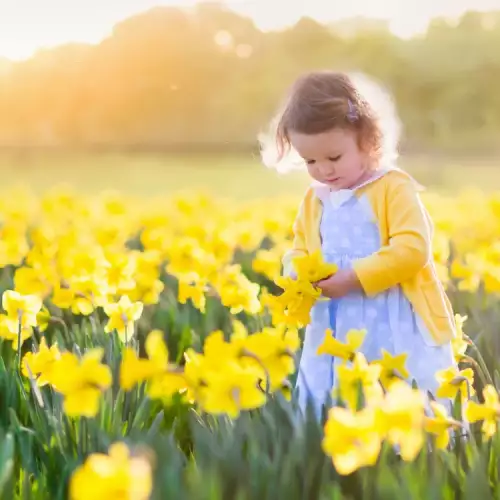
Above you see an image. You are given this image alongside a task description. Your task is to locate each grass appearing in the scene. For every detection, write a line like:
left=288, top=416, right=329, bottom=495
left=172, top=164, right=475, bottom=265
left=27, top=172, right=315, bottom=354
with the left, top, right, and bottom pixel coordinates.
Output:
left=0, top=150, right=499, bottom=198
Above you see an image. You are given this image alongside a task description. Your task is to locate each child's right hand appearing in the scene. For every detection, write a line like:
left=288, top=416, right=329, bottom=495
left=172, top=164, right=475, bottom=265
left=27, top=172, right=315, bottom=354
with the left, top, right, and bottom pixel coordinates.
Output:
left=314, top=270, right=362, bottom=299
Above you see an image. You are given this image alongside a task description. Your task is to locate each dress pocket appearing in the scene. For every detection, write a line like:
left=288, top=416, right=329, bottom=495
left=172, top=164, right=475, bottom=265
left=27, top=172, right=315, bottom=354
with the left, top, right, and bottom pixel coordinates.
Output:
left=421, top=280, right=450, bottom=319
left=419, top=280, right=453, bottom=346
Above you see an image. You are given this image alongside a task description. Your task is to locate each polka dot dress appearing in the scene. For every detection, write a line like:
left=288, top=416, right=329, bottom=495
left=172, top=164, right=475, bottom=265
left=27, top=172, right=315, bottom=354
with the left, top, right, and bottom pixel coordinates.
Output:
left=295, top=175, right=454, bottom=417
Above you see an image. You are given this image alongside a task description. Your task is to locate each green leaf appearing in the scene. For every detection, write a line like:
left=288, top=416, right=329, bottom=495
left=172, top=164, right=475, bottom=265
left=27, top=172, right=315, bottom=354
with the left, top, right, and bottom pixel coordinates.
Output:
left=0, top=433, right=14, bottom=498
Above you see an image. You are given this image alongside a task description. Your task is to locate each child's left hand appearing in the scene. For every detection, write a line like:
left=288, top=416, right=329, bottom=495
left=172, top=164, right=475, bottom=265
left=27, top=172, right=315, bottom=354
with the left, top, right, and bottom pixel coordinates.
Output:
left=315, top=269, right=362, bottom=299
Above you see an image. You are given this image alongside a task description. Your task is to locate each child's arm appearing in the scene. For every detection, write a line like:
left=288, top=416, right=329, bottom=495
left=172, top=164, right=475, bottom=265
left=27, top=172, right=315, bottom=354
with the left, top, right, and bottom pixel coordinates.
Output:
left=352, top=174, right=431, bottom=296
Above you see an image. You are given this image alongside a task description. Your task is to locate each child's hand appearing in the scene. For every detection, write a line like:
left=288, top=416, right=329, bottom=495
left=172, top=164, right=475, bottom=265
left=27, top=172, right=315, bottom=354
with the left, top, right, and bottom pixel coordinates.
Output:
left=315, top=270, right=362, bottom=299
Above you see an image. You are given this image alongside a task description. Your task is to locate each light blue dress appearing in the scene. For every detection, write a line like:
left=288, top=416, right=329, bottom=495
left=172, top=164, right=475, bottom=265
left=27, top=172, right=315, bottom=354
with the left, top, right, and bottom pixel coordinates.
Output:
left=295, top=172, right=455, bottom=416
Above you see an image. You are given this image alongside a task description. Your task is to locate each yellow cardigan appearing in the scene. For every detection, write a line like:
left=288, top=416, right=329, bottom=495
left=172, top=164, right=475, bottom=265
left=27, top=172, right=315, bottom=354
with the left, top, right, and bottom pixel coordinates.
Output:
left=283, top=169, right=455, bottom=345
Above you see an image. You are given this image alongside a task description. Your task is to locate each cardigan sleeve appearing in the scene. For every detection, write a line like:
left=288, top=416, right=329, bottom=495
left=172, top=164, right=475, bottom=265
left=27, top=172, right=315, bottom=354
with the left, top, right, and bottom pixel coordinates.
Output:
left=352, top=174, right=431, bottom=296
left=282, top=194, right=309, bottom=277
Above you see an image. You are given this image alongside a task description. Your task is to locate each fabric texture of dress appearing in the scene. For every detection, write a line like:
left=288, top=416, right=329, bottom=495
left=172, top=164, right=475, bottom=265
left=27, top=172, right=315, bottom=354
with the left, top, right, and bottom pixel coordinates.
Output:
left=295, top=172, right=455, bottom=416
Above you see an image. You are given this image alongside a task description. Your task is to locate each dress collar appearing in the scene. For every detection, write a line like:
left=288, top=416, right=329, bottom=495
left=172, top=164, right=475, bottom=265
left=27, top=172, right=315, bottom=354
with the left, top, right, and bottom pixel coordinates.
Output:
left=312, top=167, right=394, bottom=206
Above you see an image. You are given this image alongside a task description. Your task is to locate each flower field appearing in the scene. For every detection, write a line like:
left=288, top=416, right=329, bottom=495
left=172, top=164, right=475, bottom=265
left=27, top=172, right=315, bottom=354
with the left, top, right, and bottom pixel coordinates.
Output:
left=1, top=184, right=500, bottom=499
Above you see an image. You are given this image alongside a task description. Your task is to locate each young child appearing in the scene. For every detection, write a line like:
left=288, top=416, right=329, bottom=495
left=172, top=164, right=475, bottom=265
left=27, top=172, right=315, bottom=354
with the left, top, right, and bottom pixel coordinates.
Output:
left=268, top=71, right=456, bottom=416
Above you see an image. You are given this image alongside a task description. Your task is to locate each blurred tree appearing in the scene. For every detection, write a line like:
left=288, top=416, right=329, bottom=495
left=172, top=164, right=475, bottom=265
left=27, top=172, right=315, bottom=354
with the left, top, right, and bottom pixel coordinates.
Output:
left=0, top=4, right=499, bottom=153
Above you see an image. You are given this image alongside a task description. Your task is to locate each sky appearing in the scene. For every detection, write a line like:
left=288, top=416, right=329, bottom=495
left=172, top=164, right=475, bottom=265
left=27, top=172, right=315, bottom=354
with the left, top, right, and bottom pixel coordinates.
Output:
left=0, top=0, right=500, bottom=60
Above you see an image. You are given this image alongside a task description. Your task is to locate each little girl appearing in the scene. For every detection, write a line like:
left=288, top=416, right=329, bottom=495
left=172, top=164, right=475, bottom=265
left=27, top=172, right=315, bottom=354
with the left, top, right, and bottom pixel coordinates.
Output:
left=267, top=71, right=456, bottom=415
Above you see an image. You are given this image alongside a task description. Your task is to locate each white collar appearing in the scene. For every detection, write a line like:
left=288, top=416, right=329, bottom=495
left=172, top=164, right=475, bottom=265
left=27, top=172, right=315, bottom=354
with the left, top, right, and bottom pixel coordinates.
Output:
left=312, top=166, right=395, bottom=204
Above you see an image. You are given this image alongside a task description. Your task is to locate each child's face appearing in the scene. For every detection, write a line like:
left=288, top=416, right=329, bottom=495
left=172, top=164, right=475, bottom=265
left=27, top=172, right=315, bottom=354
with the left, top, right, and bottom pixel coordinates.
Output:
left=290, top=128, right=371, bottom=190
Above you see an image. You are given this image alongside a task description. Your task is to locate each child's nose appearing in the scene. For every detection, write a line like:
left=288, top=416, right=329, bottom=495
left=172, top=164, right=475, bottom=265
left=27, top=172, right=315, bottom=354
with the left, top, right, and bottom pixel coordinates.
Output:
left=319, top=161, right=335, bottom=173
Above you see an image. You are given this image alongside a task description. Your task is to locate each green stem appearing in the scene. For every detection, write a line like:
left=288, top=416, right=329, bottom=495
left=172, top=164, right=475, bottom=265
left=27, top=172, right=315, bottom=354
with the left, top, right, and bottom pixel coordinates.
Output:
left=17, top=313, right=22, bottom=371
left=239, top=349, right=271, bottom=394
left=463, top=352, right=493, bottom=387
left=464, top=335, right=494, bottom=385
left=50, top=316, right=71, bottom=346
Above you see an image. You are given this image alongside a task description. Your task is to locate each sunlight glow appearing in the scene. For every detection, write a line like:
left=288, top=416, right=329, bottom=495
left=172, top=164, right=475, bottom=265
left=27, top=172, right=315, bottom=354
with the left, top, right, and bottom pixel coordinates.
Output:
left=1, top=0, right=500, bottom=60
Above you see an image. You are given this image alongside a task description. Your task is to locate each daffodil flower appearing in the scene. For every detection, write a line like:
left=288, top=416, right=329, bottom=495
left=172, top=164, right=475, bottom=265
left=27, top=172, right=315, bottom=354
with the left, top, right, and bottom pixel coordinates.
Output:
left=372, top=349, right=410, bottom=389
left=317, top=329, right=366, bottom=361
left=465, top=385, right=500, bottom=439
left=119, top=330, right=186, bottom=400
left=424, top=401, right=460, bottom=449
left=49, top=348, right=112, bottom=418
left=336, top=352, right=383, bottom=410
left=436, top=366, right=475, bottom=403
left=381, top=381, right=426, bottom=462
left=104, top=295, right=143, bottom=343
left=178, top=274, right=207, bottom=312
left=239, top=325, right=300, bottom=392
left=322, top=406, right=382, bottom=475
left=270, top=276, right=321, bottom=327
left=22, top=337, right=61, bottom=386
left=451, top=314, right=469, bottom=362
left=198, top=360, right=267, bottom=419
left=252, top=248, right=282, bottom=281
left=0, top=290, right=42, bottom=350
left=2, top=290, right=42, bottom=334
left=69, top=442, right=153, bottom=500
left=292, top=250, right=338, bottom=283
left=214, top=264, right=261, bottom=315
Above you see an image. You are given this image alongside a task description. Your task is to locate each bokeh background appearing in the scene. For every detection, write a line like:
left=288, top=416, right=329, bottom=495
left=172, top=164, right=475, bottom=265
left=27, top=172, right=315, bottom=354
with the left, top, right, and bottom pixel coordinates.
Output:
left=1, top=0, right=500, bottom=198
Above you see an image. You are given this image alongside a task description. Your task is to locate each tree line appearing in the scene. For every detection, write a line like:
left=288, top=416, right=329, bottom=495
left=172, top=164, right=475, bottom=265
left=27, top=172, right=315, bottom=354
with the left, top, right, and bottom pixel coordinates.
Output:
left=0, top=4, right=499, bottom=154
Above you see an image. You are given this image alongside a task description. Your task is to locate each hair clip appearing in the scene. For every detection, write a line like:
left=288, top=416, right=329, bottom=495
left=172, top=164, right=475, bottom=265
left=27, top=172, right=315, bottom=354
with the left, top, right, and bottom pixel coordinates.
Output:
left=346, top=99, right=358, bottom=123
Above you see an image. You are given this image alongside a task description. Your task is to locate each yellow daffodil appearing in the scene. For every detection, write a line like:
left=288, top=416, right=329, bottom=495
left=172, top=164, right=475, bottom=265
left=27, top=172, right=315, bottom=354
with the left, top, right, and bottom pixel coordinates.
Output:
left=120, top=330, right=186, bottom=399
left=202, top=330, right=241, bottom=360
left=231, top=319, right=249, bottom=339
left=60, top=247, right=109, bottom=281
left=36, top=306, right=51, bottom=333
left=2, top=290, right=42, bottom=334
left=270, top=276, right=321, bottom=327
left=450, top=258, right=481, bottom=292
left=214, top=265, right=261, bottom=315
left=381, top=381, right=425, bottom=462
left=317, top=329, right=366, bottom=361
left=14, top=266, right=52, bottom=298
left=240, top=325, right=300, bottom=391
left=323, top=407, right=382, bottom=475
left=451, top=314, right=469, bottom=362
left=436, top=366, right=475, bottom=403
left=49, top=348, right=112, bottom=418
left=372, top=350, right=410, bottom=389
left=144, top=330, right=186, bottom=400
left=0, top=223, right=30, bottom=268
left=70, top=275, right=109, bottom=315
left=127, top=249, right=165, bottom=305
left=22, top=337, right=61, bottom=386
left=133, top=249, right=163, bottom=278
left=183, top=330, right=272, bottom=417
left=52, top=283, right=75, bottom=311
left=120, top=348, right=160, bottom=392
left=336, top=352, right=383, bottom=410
left=198, top=360, right=267, bottom=418
left=69, top=442, right=153, bottom=500
left=424, top=401, right=459, bottom=449
left=252, top=248, right=282, bottom=281
left=165, top=237, right=216, bottom=279
left=104, top=251, right=136, bottom=295
left=465, top=385, right=500, bottom=439
left=292, top=250, right=338, bottom=283
left=0, top=314, right=33, bottom=350
left=178, top=275, right=207, bottom=313
left=104, top=296, right=143, bottom=343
